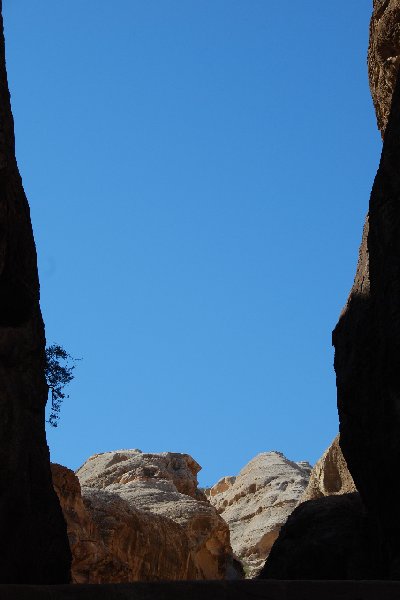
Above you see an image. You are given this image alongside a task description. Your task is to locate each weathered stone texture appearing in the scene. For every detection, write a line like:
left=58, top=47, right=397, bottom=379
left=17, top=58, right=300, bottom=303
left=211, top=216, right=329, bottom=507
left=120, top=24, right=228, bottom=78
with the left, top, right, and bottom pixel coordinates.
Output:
left=205, top=452, right=311, bottom=577
left=81, top=485, right=198, bottom=582
left=301, top=436, right=356, bottom=502
left=51, top=464, right=114, bottom=584
left=0, top=2, right=71, bottom=583
left=368, top=0, right=400, bottom=136
left=75, top=450, right=235, bottom=581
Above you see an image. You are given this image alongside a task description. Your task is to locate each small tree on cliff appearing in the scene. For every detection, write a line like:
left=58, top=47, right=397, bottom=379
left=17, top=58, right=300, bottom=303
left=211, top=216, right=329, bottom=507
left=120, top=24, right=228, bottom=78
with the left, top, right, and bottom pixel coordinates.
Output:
left=45, top=344, right=79, bottom=427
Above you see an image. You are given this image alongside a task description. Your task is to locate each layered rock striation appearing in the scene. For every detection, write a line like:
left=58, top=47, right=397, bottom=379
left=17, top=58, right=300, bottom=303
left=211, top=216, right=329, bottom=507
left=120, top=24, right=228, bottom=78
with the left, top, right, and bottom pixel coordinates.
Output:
left=205, top=452, right=311, bottom=577
left=55, top=450, right=235, bottom=582
left=0, top=2, right=71, bottom=583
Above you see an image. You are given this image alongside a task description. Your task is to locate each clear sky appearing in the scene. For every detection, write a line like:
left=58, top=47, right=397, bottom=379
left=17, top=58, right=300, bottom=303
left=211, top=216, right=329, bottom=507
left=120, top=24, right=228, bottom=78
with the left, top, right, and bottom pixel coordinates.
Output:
left=3, top=1, right=381, bottom=486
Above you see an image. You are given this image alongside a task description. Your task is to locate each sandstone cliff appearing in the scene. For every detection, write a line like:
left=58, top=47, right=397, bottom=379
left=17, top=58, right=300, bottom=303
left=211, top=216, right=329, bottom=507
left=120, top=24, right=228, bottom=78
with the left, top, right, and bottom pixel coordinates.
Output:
left=301, top=436, right=356, bottom=503
left=205, top=452, right=311, bottom=577
left=333, top=0, right=400, bottom=577
left=51, top=464, right=116, bottom=584
left=0, top=2, right=71, bottom=583
left=53, top=459, right=202, bottom=582
left=59, top=450, right=236, bottom=581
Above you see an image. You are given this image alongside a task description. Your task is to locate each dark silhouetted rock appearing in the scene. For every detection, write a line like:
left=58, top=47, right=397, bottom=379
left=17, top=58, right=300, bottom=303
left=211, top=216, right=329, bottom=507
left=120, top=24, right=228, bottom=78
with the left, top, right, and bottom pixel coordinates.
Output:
left=0, top=2, right=71, bottom=583
left=3, top=579, right=400, bottom=600
left=259, top=493, right=379, bottom=580
left=333, top=1, right=400, bottom=578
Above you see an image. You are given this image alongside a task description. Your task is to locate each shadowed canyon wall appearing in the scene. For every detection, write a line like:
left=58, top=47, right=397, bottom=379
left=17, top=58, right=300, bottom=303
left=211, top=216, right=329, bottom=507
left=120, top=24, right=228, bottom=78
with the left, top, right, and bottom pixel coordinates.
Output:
left=259, top=441, right=376, bottom=580
left=0, top=1, right=71, bottom=583
left=333, top=0, right=400, bottom=577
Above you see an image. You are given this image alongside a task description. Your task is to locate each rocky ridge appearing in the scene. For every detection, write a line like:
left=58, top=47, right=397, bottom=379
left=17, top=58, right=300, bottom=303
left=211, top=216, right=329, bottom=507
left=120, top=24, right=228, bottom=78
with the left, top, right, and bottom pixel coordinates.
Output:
left=54, top=449, right=236, bottom=582
left=205, top=452, right=311, bottom=577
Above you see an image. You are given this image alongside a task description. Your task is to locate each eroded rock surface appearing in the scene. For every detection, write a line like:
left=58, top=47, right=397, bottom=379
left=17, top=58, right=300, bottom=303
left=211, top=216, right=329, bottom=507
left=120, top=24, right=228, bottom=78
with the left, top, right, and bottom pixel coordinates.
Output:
left=0, top=3, right=71, bottom=583
left=368, top=0, right=400, bottom=136
left=301, top=436, right=356, bottom=502
left=205, top=452, right=311, bottom=577
left=51, top=464, right=116, bottom=584
left=53, top=459, right=200, bottom=582
left=76, top=450, right=235, bottom=580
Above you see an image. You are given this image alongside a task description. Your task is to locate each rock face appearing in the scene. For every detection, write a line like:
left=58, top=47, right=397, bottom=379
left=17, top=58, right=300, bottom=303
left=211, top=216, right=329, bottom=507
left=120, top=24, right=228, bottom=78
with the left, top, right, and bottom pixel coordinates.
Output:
left=333, top=1, right=400, bottom=577
left=368, top=0, right=400, bottom=136
left=53, top=460, right=201, bottom=582
left=301, top=436, right=356, bottom=502
left=51, top=464, right=114, bottom=584
left=205, top=452, right=311, bottom=577
left=73, top=450, right=234, bottom=581
left=0, top=3, right=71, bottom=583
left=258, top=441, right=362, bottom=580
left=259, top=493, right=379, bottom=580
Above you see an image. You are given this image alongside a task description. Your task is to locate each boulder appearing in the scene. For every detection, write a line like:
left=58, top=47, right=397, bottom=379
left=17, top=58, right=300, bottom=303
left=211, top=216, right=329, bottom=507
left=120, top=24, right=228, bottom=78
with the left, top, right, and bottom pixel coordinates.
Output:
left=205, top=452, right=311, bottom=577
left=301, top=436, right=356, bottom=502
left=0, top=2, right=71, bottom=582
left=76, top=450, right=235, bottom=580
left=259, top=493, right=379, bottom=580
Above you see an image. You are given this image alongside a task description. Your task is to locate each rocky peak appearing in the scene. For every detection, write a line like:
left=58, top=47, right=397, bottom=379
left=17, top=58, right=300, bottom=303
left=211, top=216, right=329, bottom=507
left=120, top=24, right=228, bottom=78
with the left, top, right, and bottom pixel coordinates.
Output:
left=76, top=449, right=236, bottom=580
left=77, top=449, right=204, bottom=500
left=206, top=452, right=311, bottom=577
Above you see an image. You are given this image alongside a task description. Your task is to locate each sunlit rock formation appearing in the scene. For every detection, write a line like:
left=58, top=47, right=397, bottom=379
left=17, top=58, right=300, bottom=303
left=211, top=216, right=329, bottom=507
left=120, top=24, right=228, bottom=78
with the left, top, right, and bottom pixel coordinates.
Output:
left=205, top=452, right=311, bottom=577
left=53, top=450, right=236, bottom=582
left=301, top=436, right=356, bottom=502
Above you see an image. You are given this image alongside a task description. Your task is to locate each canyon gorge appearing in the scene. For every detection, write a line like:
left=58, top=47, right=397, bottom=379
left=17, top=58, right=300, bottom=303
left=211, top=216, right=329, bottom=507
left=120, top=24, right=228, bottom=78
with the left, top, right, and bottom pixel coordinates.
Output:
left=2, top=0, right=400, bottom=596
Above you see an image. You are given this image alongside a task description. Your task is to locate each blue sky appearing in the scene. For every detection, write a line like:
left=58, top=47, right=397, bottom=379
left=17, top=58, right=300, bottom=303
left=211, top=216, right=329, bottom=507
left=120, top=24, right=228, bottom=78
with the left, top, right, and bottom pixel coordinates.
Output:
left=3, top=1, right=381, bottom=486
